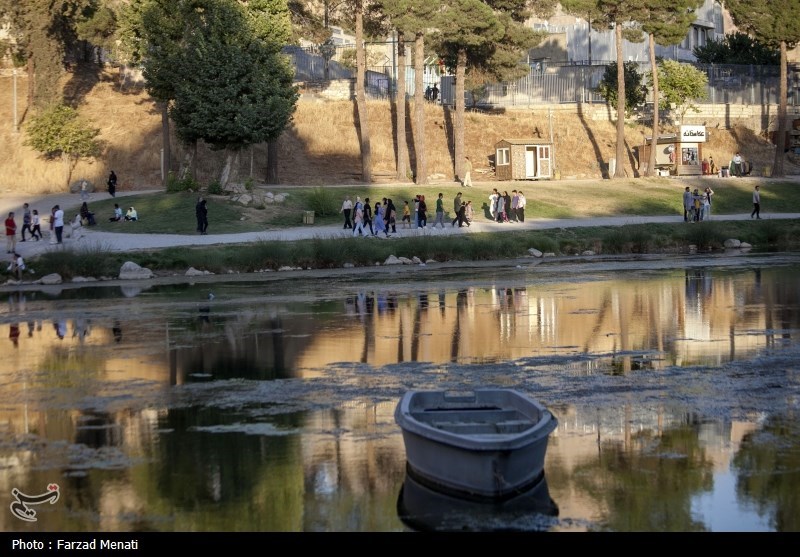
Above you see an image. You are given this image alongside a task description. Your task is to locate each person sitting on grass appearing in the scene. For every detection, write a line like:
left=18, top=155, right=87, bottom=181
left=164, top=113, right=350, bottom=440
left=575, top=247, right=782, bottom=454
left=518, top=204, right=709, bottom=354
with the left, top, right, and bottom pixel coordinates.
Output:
left=125, top=207, right=138, bottom=221
left=109, top=203, right=122, bottom=222
left=80, top=202, right=96, bottom=226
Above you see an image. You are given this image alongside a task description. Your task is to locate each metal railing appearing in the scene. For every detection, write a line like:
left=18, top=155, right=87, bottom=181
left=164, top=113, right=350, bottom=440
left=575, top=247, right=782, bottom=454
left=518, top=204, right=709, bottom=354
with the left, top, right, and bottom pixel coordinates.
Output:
left=283, top=46, right=798, bottom=108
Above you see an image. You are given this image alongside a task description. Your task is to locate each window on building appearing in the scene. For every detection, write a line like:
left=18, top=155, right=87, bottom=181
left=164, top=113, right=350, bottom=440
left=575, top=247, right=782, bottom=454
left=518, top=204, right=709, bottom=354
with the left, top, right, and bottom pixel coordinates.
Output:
left=497, top=148, right=510, bottom=166
left=713, top=3, right=724, bottom=35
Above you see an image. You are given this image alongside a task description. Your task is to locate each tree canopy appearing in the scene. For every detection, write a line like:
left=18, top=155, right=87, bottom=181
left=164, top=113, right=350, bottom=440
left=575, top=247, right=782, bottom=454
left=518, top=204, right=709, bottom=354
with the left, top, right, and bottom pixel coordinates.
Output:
left=693, top=31, right=780, bottom=65
left=725, top=0, right=800, bottom=177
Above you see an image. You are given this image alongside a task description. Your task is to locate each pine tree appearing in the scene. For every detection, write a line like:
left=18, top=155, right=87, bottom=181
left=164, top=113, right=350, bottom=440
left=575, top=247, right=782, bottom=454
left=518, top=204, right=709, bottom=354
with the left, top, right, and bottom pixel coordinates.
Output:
left=725, top=0, right=800, bottom=178
left=562, top=0, right=647, bottom=179
left=638, top=1, right=701, bottom=177
left=135, top=0, right=297, bottom=186
left=380, top=0, right=439, bottom=184
left=433, top=0, right=552, bottom=183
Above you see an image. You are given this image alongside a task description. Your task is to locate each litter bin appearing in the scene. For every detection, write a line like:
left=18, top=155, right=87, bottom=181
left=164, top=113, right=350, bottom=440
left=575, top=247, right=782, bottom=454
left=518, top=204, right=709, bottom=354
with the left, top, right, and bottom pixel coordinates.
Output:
left=303, top=210, right=315, bottom=224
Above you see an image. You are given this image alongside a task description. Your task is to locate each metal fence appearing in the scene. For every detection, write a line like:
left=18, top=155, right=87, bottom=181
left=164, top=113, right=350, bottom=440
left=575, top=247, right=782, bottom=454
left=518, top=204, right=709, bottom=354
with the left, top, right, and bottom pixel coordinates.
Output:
left=283, top=45, right=797, bottom=108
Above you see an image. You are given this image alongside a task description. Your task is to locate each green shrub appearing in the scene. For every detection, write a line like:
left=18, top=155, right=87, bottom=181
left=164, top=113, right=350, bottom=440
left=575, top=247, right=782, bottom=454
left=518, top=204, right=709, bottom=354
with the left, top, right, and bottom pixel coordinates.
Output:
left=166, top=173, right=199, bottom=193
left=305, top=187, right=338, bottom=217
left=207, top=181, right=223, bottom=195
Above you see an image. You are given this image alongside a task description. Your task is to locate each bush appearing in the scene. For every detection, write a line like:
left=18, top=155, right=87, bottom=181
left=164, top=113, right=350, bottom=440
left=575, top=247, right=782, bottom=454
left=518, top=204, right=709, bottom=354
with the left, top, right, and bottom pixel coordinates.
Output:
left=305, top=187, right=339, bottom=217
left=207, top=181, right=223, bottom=195
left=166, top=173, right=199, bottom=193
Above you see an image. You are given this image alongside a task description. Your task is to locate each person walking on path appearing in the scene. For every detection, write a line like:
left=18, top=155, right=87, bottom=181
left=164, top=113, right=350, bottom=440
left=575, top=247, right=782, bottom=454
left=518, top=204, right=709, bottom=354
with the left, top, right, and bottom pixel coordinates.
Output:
left=5, top=212, right=17, bottom=253
left=463, top=157, right=473, bottom=187
left=510, top=190, right=519, bottom=222
left=107, top=171, right=117, bottom=197
left=20, top=203, right=33, bottom=241
left=452, top=192, right=463, bottom=226
left=341, top=196, right=353, bottom=229
left=434, top=193, right=445, bottom=228
left=53, top=205, right=64, bottom=244
left=196, top=197, right=208, bottom=234
left=352, top=203, right=367, bottom=237
left=516, top=191, right=526, bottom=222
left=417, top=195, right=427, bottom=228
left=751, top=185, right=761, bottom=219
left=682, top=186, right=693, bottom=222
left=30, top=209, right=42, bottom=240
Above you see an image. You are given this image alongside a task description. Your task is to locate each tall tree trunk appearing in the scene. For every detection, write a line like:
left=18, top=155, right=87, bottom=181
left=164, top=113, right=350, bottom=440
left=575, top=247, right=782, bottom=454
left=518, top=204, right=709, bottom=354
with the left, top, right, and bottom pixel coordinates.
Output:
left=454, top=48, right=466, bottom=182
left=647, top=33, right=658, bottom=178
left=414, top=32, right=428, bottom=185
left=160, top=102, right=171, bottom=187
left=27, top=56, right=34, bottom=111
left=395, top=31, right=408, bottom=181
left=219, top=149, right=240, bottom=188
left=613, top=22, right=626, bottom=179
left=355, top=3, right=372, bottom=183
left=773, top=40, right=787, bottom=178
left=266, top=141, right=279, bottom=184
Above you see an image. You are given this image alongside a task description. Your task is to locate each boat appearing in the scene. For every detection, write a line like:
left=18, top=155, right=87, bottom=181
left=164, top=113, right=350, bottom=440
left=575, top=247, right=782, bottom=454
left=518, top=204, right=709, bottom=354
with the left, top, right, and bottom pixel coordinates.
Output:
left=394, top=389, right=558, bottom=500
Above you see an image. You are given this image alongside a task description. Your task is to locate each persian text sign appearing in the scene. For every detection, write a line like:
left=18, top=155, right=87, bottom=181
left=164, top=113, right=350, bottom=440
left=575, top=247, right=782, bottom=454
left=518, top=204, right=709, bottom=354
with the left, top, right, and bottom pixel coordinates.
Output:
left=680, top=125, right=707, bottom=143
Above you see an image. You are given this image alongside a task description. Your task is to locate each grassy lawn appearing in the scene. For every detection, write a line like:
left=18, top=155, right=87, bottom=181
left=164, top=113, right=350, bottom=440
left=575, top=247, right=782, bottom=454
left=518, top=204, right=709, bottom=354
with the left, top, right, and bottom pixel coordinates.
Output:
left=72, top=177, right=800, bottom=235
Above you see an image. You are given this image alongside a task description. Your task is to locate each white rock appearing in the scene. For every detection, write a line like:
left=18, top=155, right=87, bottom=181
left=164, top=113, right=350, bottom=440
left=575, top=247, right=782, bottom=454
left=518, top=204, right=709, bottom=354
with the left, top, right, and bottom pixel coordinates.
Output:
left=343, top=262, right=355, bottom=268
left=185, top=267, right=206, bottom=276
left=384, top=255, right=402, bottom=265
left=118, top=261, right=154, bottom=280
left=724, top=238, right=742, bottom=248
left=278, top=266, right=294, bottom=271
left=71, top=276, right=97, bottom=282
left=740, top=242, right=752, bottom=249
left=528, top=248, right=543, bottom=258
left=273, top=193, right=286, bottom=203
left=411, top=256, right=422, bottom=264
left=581, top=250, right=595, bottom=256
left=40, top=273, right=63, bottom=285
left=398, top=257, right=413, bottom=264
left=544, top=252, right=555, bottom=257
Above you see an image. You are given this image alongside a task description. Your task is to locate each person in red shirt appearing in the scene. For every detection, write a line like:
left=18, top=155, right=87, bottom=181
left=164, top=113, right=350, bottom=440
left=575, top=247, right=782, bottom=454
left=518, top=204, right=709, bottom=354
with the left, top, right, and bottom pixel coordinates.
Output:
left=5, top=212, right=17, bottom=254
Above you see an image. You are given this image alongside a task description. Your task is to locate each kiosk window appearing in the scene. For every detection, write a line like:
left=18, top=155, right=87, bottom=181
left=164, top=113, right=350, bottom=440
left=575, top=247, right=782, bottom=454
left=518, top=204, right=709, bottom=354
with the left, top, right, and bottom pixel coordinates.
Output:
left=682, top=147, right=698, bottom=164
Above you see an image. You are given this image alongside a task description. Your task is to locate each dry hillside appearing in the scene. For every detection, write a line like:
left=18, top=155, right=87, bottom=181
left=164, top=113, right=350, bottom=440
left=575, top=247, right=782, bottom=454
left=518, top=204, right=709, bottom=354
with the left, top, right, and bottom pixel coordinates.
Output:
left=0, top=66, right=792, bottom=195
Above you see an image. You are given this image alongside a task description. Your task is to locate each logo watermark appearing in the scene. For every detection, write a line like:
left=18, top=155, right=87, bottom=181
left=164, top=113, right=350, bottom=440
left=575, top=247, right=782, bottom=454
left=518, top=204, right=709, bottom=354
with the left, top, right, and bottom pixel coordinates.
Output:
left=10, top=484, right=60, bottom=522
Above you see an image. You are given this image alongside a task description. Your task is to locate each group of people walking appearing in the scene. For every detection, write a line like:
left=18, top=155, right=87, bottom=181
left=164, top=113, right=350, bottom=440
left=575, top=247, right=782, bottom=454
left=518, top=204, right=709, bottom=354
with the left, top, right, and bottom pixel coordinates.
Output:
left=342, top=192, right=481, bottom=235
left=488, top=188, right=527, bottom=223
left=343, top=196, right=400, bottom=237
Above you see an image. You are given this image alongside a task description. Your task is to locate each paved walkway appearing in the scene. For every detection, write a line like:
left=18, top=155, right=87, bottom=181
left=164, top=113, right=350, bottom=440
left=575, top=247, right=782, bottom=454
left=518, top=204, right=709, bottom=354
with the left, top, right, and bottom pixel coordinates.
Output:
left=3, top=190, right=799, bottom=260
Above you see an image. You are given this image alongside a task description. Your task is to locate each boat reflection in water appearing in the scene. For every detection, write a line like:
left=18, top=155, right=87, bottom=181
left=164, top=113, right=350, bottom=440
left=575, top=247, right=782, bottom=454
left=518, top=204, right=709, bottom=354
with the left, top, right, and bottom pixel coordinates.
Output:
left=397, top=471, right=558, bottom=532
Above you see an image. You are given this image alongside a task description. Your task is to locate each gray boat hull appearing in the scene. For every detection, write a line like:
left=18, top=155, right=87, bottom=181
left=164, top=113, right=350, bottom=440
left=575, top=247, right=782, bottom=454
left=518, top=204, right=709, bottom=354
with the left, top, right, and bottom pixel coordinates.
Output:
left=395, top=389, right=558, bottom=500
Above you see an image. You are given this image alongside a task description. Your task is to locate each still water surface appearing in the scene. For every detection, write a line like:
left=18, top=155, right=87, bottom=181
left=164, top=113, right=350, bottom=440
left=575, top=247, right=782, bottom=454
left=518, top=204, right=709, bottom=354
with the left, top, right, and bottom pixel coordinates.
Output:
left=1, top=253, right=799, bottom=532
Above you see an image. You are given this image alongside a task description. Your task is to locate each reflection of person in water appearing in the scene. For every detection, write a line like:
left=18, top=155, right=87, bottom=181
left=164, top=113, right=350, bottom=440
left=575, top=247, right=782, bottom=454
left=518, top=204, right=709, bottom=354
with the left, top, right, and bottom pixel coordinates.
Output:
left=112, top=321, right=122, bottom=343
left=9, top=323, right=19, bottom=347
left=54, top=320, right=66, bottom=339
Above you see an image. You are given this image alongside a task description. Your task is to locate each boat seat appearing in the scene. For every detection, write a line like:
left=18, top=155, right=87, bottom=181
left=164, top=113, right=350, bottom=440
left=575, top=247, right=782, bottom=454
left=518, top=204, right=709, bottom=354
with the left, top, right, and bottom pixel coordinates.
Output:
left=495, top=420, right=533, bottom=433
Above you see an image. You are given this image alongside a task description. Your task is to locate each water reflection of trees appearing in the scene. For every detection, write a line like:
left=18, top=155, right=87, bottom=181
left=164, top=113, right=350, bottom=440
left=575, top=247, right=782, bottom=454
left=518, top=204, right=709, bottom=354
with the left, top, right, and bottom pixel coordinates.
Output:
left=733, top=415, right=800, bottom=532
left=570, top=415, right=714, bottom=531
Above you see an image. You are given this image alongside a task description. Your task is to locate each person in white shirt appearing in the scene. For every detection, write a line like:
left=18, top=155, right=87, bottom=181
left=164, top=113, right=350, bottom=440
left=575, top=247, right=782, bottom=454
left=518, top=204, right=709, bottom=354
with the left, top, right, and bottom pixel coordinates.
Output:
left=341, top=196, right=353, bottom=229
left=125, top=207, right=138, bottom=221
left=751, top=185, right=761, bottom=219
left=516, top=191, right=526, bottom=222
left=53, top=205, right=65, bottom=244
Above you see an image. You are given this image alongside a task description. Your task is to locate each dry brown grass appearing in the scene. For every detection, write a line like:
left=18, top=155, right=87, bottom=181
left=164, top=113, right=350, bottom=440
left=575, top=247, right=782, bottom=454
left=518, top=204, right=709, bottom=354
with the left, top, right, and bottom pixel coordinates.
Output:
left=0, top=66, right=792, bottom=194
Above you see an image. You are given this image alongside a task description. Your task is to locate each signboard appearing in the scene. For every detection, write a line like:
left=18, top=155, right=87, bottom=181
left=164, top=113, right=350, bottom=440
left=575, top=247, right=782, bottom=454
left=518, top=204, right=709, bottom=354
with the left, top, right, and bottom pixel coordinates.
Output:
left=680, top=125, right=707, bottom=143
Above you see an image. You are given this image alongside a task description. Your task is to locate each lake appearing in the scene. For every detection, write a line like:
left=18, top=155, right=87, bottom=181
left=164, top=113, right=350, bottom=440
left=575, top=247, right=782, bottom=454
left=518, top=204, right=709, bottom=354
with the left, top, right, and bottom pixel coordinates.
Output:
left=1, top=252, right=799, bottom=532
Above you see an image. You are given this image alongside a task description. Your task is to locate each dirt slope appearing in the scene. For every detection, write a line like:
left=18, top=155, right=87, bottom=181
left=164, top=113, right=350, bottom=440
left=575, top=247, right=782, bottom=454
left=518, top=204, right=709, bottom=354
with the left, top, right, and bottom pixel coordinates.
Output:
left=0, top=65, right=793, bottom=194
